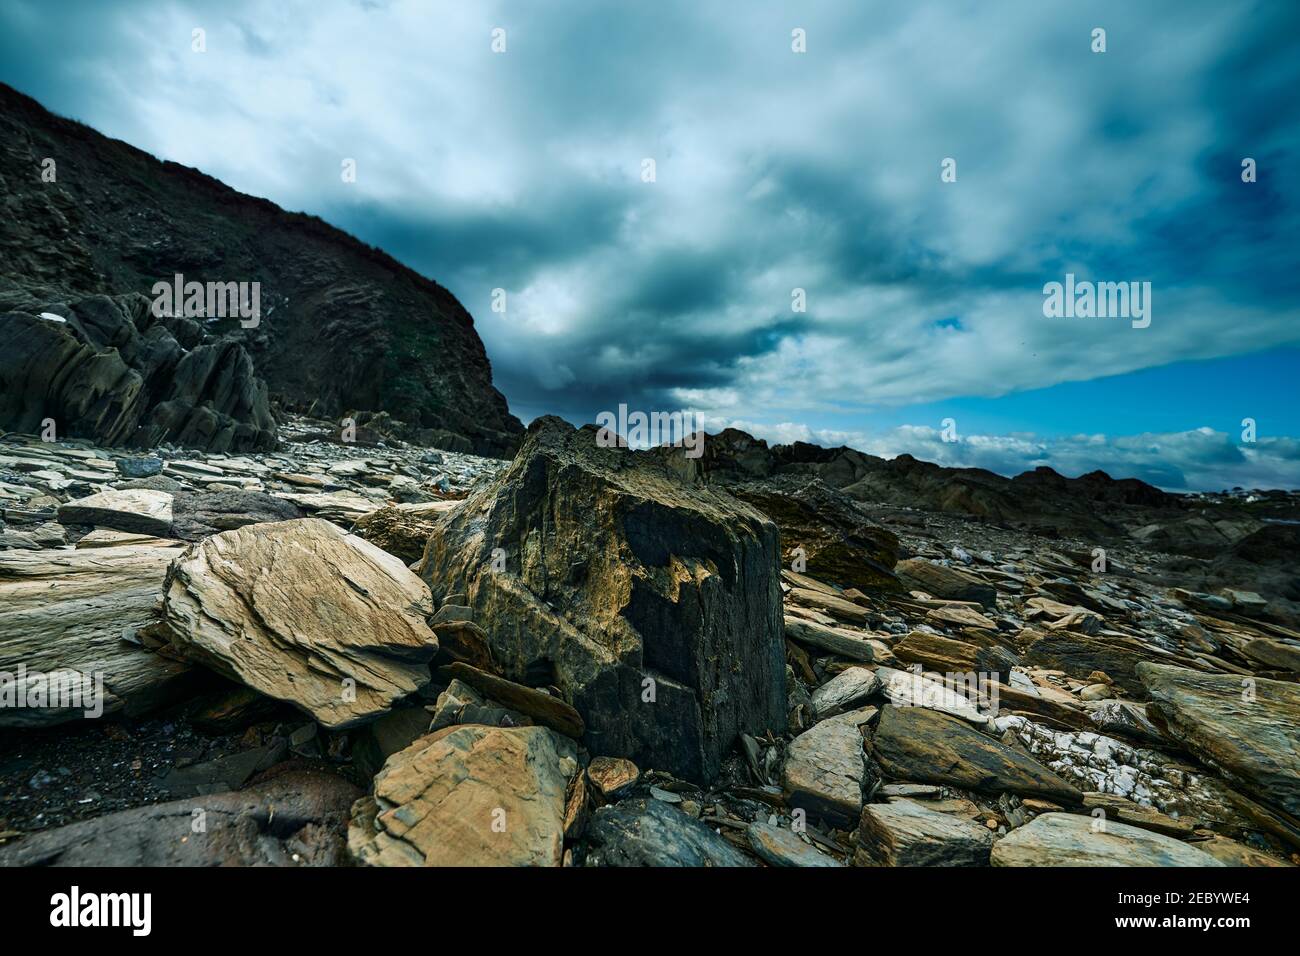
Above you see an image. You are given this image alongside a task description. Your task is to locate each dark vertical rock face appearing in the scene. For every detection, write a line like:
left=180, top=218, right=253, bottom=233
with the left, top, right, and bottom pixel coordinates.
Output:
left=0, top=293, right=277, bottom=452
left=0, top=82, right=523, bottom=456
left=418, top=416, right=787, bottom=783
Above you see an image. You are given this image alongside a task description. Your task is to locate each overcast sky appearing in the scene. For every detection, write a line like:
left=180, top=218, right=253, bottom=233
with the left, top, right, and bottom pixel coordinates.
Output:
left=2, top=0, right=1297, bottom=490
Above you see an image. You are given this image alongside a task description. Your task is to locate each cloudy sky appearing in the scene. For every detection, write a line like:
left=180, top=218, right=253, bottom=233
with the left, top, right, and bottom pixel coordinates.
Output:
left=2, top=0, right=1297, bottom=490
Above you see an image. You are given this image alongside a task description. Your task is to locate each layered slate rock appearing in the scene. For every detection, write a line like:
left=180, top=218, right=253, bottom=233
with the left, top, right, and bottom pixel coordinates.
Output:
left=348, top=724, right=579, bottom=867
left=895, top=558, right=996, bottom=608
left=153, top=518, right=438, bottom=728
left=782, top=707, right=876, bottom=826
left=991, top=812, right=1225, bottom=867
left=1138, top=662, right=1300, bottom=817
left=585, top=797, right=756, bottom=867
left=856, top=798, right=994, bottom=866
left=747, top=821, right=844, bottom=867
left=0, top=543, right=193, bottom=727
left=728, top=477, right=900, bottom=591
left=418, top=416, right=787, bottom=783
left=57, top=488, right=174, bottom=537
left=0, top=293, right=276, bottom=452
left=0, top=769, right=359, bottom=866
left=870, top=705, right=1082, bottom=803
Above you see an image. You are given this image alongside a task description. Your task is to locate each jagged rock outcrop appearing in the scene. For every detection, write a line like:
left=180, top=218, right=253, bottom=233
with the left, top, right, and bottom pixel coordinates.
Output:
left=0, top=82, right=522, bottom=457
left=0, top=293, right=276, bottom=452
left=1138, top=662, right=1300, bottom=818
left=418, top=415, right=787, bottom=783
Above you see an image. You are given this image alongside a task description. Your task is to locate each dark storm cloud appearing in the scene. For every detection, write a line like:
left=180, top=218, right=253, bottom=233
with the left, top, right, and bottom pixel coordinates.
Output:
left=1, top=0, right=1298, bottom=487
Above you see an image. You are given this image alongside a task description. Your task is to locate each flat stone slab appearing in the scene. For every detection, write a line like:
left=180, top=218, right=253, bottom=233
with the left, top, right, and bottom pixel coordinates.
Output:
left=0, top=544, right=194, bottom=727
left=782, top=706, right=876, bottom=826
left=871, top=705, right=1081, bottom=804
left=991, top=812, right=1226, bottom=867
left=856, top=798, right=994, bottom=866
left=747, top=821, right=844, bottom=867
left=810, top=666, right=881, bottom=719
left=57, top=488, right=174, bottom=536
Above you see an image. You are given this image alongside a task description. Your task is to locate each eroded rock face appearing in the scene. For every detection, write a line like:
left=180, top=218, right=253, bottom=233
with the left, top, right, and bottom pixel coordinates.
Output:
left=348, top=724, right=578, bottom=867
left=1138, top=662, right=1300, bottom=817
left=418, top=416, right=787, bottom=783
left=153, top=517, right=438, bottom=728
left=728, top=477, right=900, bottom=591
left=856, top=798, right=994, bottom=867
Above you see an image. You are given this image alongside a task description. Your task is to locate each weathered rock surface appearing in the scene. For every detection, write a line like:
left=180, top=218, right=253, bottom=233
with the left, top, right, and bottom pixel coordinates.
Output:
left=856, top=798, right=995, bottom=866
left=349, top=724, right=578, bottom=867
left=728, top=477, right=900, bottom=590
left=895, top=558, right=997, bottom=608
left=418, top=416, right=787, bottom=782
left=153, top=517, right=438, bottom=728
left=871, top=705, right=1082, bottom=803
left=585, top=797, right=756, bottom=867
left=1138, top=662, right=1300, bottom=817
left=809, top=666, right=881, bottom=719
left=0, top=543, right=193, bottom=727
left=747, top=821, right=844, bottom=867
left=991, top=812, right=1226, bottom=867
left=57, top=488, right=174, bottom=536
left=782, top=707, right=876, bottom=826
left=0, top=769, right=359, bottom=866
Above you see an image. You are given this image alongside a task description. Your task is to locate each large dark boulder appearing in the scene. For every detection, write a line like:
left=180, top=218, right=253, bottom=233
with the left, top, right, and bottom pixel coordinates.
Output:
left=417, top=416, right=787, bottom=783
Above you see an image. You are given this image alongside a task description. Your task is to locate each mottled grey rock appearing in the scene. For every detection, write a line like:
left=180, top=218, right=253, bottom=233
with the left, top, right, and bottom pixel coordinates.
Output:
left=585, top=797, right=756, bottom=867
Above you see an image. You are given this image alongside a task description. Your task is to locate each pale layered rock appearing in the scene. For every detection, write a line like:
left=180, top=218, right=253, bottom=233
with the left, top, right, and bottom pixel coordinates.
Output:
left=349, top=724, right=579, bottom=866
left=748, top=821, right=844, bottom=867
left=856, top=798, right=994, bottom=866
left=57, top=488, right=173, bottom=536
left=809, top=666, right=881, bottom=719
left=782, top=706, right=876, bottom=826
left=991, top=812, right=1225, bottom=867
left=784, top=615, right=876, bottom=662
left=153, top=517, right=438, bottom=728
left=0, top=543, right=193, bottom=727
